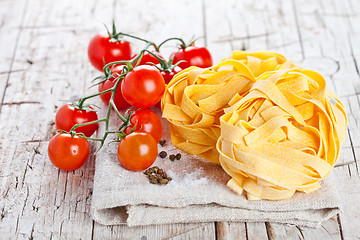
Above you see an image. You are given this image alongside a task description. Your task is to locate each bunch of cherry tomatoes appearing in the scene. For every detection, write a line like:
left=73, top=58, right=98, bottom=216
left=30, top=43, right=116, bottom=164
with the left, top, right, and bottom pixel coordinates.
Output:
left=47, top=23, right=212, bottom=172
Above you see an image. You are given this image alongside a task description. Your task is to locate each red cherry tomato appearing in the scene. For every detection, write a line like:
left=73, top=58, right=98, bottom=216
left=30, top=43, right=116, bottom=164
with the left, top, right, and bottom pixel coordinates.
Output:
left=133, top=51, right=164, bottom=66
left=124, top=109, right=162, bottom=142
left=98, top=66, right=130, bottom=110
left=170, top=46, right=212, bottom=69
left=88, top=33, right=132, bottom=71
left=161, top=66, right=182, bottom=84
left=121, top=65, right=165, bottom=108
left=117, top=132, right=158, bottom=171
left=48, top=133, right=89, bottom=171
left=55, top=104, right=99, bottom=137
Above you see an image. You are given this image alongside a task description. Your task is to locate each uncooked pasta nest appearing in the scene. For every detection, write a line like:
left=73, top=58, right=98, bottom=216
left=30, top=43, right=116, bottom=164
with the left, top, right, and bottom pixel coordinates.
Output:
left=161, top=51, right=347, bottom=200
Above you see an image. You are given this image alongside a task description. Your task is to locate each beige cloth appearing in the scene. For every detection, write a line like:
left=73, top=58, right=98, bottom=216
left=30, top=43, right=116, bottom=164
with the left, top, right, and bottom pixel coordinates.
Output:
left=91, top=107, right=341, bottom=228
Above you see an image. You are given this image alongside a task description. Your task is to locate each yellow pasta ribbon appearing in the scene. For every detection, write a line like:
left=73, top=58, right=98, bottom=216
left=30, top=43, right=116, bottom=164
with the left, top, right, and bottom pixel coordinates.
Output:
left=162, top=51, right=347, bottom=200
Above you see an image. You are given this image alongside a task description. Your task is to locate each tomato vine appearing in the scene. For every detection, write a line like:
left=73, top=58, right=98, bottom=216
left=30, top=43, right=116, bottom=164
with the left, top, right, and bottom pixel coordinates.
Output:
left=56, top=22, right=209, bottom=155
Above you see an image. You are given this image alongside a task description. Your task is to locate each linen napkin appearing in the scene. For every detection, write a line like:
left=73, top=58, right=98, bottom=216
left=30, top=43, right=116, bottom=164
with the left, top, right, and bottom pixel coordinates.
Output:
left=90, top=107, right=341, bottom=228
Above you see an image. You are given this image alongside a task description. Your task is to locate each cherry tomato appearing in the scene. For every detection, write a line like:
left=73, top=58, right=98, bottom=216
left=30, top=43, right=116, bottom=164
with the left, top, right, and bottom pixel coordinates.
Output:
left=48, top=133, right=89, bottom=171
left=133, top=51, right=164, bottom=66
left=161, top=66, right=182, bottom=84
left=117, top=132, right=158, bottom=171
left=121, top=65, right=165, bottom=108
left=98, top=66, right=130, bottom=110
left=55, top=104, right=99, bottom=137
left=124, top=109, right=162, bottom=142
left=170, top=46, right=212, bottom=69
left=88, top=33, right=132, bottom=71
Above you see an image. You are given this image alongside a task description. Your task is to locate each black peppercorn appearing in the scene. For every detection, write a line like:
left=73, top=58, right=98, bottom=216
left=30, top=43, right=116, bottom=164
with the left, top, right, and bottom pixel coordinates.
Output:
left=159, top=151, right=167, bottom=158
left=159, top=139, right=166, bottom=147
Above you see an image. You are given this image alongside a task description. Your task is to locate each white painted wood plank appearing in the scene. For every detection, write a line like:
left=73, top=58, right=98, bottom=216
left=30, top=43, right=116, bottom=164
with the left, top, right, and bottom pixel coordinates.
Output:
left=22, top=0, right=114, bottom=28
left=246, top=222, right=269, bottom=240
left=93, top=222, right=216, bottom=240
left=266, top=218, right=341, bottom=240
left=216, top=222, right=247, bottom=240
left=0, top=0, right=27, bottom=108
left=333, top=171, right=360, bottom=240
left=344, top=95, right=360, bottom=173
left=333, top=95, right=360, bottom=240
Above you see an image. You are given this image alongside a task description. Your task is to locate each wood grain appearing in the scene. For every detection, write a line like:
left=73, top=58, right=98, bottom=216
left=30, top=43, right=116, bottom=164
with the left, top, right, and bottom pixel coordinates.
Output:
left=0, top=0, right=359, bottom=239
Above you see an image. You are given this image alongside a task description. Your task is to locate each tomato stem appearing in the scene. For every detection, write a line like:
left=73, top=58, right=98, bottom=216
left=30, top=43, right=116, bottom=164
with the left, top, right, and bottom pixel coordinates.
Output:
left=69, top=118, right=107, bottom=133
left=157, top=37, right=188, bottom=49
left=81, top=136, right=103, bottom=142
left=102, top=60, right=129, bottom=74
left=115, top=32, right=158, bottom=50
left=109, top=100, right=127, bottom=123
left=126, top=62, right=133, bottom=72
left=78, top=89, right=113, bottom=108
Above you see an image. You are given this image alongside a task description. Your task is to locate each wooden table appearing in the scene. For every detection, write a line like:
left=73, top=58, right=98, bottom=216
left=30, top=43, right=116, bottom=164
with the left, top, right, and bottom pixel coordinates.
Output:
left=0, top=0, right=359, bottom=239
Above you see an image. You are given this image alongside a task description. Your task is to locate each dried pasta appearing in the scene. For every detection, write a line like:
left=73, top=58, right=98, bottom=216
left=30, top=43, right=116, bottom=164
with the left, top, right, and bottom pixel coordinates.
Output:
left=162, top=51, right=347, bottom=200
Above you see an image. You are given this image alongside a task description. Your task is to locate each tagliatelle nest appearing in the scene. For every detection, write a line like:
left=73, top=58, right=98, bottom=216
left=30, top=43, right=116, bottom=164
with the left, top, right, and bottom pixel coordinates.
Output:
left=161, top=52, right=286, bottom=164
left=162, top=51, right=347, bottom=200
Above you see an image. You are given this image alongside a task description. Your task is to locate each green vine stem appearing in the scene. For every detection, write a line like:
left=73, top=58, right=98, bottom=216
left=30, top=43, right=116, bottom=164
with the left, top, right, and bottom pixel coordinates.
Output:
left=69, top=119, right=107, bottom=133
left=105, top=21, right=159, bottom=51
left=115, top=32, right=159, bottom=52
left=77, top=89, right=112, bottom=109
left=157, top=37, right=188, bottom=49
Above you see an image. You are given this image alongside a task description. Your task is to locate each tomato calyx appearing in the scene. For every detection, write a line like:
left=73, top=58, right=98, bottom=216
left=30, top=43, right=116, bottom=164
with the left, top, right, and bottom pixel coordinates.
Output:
left=178, top=39, right=197, bottom=49
left=91, top=64, right=124, bottom=89
left=105, top=22, right=160, bottom=52
left=104, top=22, right=128, bottom=43
left=118, top=108, right=141, bottom=135
left=149, top=55, right=184, bottom=74
left=57, top=129, right=83, bottom=138
left=103, top=109, right=142, bottom=145
left=67, top=101, right=97, bottom=112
